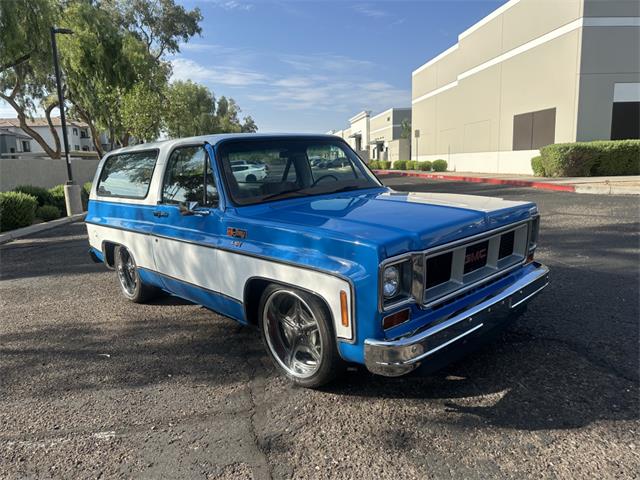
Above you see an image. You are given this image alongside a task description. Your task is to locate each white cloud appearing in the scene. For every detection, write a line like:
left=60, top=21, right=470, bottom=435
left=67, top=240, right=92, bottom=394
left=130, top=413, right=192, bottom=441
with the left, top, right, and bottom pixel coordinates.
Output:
left=279, top=53, right=374, bottom=72
left=208, top=0, right=253, bottom=11
left=171, top=58, right=267, bottom=87
left=352, top=3, right=390, bottom=18
left=169, top=51, right=410, bottom=131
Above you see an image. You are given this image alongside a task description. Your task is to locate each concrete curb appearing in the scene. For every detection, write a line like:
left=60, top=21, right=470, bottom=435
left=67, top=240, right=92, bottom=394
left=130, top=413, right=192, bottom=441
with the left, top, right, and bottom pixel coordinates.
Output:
left=373, top=170, right=639, bottom=194
left=0, top=213, right=86, bottom=245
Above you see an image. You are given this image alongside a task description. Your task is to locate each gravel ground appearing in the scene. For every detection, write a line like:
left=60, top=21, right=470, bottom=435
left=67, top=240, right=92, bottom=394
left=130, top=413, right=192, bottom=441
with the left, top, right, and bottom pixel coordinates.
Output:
left=1, top=178, right=638, bottom=479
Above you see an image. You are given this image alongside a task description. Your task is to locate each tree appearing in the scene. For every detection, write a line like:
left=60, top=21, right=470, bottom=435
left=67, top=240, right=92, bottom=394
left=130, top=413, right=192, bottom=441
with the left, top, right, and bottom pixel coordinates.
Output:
left=0, top=0, right=63, bottom=158
left=400, top=118, right=411, bottom=140
left=122, top=81, right=164, bottom=143
left=107, top=0, right=203, bottom=59
left=165, top=80, right=217, bottom=138
left=216, top=96, right=258, bottom=134
left=164, top=82, right=258, bottom=138
left=0, top=0, right=203, bottom=156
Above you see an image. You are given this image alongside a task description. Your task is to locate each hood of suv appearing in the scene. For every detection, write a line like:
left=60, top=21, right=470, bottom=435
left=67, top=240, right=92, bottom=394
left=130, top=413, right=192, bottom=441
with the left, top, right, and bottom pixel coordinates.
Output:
left=241, top=188, right=535, bottom=257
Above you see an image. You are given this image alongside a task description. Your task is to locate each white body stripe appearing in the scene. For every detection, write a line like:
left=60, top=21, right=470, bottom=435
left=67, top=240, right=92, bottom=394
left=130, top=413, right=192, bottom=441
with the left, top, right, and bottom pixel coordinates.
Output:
left=87, top=223, right=156, bottom=270
left=88, top=223, right=354, bottom=341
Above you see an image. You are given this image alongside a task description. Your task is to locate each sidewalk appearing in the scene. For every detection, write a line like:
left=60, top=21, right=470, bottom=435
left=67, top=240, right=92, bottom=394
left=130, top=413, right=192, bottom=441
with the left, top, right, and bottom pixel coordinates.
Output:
left=0, top=213, right=86, bottom=245
left=373, top=169, right=640, bottom=195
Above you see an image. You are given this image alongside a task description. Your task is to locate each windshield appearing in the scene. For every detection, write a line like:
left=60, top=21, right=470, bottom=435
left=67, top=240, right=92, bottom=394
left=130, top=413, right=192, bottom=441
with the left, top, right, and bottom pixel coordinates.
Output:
left=216, top=137, right=382, bottom=206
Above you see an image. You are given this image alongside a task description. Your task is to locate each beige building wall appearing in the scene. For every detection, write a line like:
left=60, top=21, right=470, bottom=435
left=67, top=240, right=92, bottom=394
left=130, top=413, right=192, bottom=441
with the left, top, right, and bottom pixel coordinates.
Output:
left=368, top=108, right=411, bottom=160
left=411, top=0, right=639, bottom=174
left=576, top=21, right=640, bottom=141
left=387, top=139, right=411, bottom=162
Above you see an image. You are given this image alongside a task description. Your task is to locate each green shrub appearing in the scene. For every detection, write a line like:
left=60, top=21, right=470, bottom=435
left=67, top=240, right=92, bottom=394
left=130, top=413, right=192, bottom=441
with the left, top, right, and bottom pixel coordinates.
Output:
left=379, top=161, right=391, bottom=169
left=82, top=182, right=92, bottom=209
left=539, top=140, right=640, bottom=177
left=36, top=204, right=61, bottom=222
left=418, top=161, right=432, bottom=171
left=13, top=185, right=54, bottom=207
left=531, top=156, right=546, bottom=176
left=406, top=160, right=418, bottom=170
left=48, top=184, right=67, bottom=214
left=0, top=191, right=37, bottom=232
left=368, top=160, right=380, bottom=169
left=393, top=160, right=408, bottom=170
left=432, top=159, right=448, bottom=172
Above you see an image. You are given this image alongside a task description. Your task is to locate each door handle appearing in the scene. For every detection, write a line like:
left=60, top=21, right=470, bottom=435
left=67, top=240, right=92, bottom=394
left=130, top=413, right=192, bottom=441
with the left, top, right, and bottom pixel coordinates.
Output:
left=152, top=210, right=169, bottom=217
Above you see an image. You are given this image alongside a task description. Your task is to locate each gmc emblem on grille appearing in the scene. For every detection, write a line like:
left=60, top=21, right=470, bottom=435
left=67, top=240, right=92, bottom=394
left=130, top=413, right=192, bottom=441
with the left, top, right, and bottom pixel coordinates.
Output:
left=465, top=248, right=487, bottom=265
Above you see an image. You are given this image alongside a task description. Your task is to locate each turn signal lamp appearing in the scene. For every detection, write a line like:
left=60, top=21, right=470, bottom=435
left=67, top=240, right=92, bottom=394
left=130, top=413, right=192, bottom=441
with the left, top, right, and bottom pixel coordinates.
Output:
left=382, top=308, right=410, bottom=330
left=340, top=290, right=349, bottom=327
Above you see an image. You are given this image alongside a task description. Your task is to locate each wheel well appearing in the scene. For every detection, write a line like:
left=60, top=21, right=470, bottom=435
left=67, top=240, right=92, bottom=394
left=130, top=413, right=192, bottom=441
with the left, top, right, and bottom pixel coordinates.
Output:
left=243, top=278, right=271, bottom=326
left=242, top=278, right=334, bottom=329
left=102, top=242, right=117, bottom=268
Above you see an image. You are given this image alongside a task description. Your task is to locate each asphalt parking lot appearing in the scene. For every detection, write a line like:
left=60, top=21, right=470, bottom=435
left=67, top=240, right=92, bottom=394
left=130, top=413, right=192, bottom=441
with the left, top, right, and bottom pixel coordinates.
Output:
left=1, top=177, right=638, bottom=479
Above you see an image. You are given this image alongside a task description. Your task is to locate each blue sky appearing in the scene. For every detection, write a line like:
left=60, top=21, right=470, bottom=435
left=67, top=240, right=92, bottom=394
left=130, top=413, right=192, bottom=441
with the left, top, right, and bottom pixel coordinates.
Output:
left=1, top=0, right=507, bottom=133
left=172, top=0, right=506, bottom=132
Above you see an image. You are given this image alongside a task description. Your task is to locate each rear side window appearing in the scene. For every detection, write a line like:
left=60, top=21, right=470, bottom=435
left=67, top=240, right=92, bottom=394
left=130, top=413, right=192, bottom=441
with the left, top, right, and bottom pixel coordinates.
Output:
left=97, top=150, right=158, bottom=199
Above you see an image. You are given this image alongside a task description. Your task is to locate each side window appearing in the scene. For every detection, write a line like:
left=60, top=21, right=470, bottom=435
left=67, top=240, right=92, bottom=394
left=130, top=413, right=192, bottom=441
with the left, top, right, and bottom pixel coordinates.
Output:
left=97, top=150, right=158, bottom=198
left=308, top=144, right=361, bottom=181
left=162, top=146, right=218, bottom=206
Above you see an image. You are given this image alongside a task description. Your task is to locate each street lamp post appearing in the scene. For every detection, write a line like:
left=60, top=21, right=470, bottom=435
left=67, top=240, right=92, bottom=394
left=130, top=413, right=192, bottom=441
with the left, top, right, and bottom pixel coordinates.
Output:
left=50, top=26, right=83, bottom=216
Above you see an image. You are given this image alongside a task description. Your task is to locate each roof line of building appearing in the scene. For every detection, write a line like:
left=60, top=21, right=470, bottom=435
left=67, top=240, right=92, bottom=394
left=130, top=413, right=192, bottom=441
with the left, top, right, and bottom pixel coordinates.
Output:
left=370, top=107, right=411, bottom=121
left=412, top=16, right=639, bottom=105
left=412, top=0, right=522, bottom=76
left=413, top=12, right=640, bottom=78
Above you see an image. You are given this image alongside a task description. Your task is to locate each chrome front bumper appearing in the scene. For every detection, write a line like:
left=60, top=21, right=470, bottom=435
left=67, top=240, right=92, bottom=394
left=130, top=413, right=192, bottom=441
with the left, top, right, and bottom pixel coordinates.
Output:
left=364, top=263, right=549, bottom=377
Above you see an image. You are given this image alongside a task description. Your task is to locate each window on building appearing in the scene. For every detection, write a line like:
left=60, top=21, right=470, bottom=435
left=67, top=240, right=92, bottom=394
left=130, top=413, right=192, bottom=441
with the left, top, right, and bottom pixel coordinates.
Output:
left=74, top=144, right=80, bottom=151
left=512, top=108, right=556, bottom=150
left=611, top=83, right=640, bottom=140
left=22, top=140, right=30, bottom=152
left=72, top=127, right=78, bottom=136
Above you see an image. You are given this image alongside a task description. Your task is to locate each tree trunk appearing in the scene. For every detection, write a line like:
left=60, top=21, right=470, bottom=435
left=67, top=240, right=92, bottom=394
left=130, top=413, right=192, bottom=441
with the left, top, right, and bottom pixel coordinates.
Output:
left=44, top=102, right=62, bottom=156
left=72, top=101, right=104, bottom=157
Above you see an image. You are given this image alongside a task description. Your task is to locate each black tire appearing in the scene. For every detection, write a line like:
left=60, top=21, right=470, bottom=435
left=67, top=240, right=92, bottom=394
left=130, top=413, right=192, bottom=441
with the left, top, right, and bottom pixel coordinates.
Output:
left=114, top=245, right=159, bottom=303
left=246, top=174, right=257, bottom=183
left=259, top=284, right=344, bottom=388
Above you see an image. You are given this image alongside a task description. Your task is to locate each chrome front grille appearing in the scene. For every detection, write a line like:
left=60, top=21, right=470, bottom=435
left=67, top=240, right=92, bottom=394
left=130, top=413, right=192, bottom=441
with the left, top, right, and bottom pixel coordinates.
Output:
left=421, top=222, right=529, bottom=308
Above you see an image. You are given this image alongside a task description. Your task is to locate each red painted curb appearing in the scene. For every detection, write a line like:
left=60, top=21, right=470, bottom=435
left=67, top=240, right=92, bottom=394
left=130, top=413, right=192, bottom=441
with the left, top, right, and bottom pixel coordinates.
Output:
left=373, top=170, right=577, bottom=192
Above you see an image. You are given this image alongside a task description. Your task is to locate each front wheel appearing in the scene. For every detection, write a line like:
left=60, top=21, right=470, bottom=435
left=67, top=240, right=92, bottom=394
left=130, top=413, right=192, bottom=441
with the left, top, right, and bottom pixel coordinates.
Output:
left=114, top=245, right=159, bottom=303
left=259, top=285, right=344, bottom=388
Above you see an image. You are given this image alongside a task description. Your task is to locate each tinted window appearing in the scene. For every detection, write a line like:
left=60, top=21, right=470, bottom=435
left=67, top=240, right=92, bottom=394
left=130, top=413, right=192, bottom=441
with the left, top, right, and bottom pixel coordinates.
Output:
left=611, top=102, right=640, bottom=140
left=162, top=146, right=217, bottom=206
left=97, top=150, right=157, bottom=198
left=218, top=138, right=380, bottom=206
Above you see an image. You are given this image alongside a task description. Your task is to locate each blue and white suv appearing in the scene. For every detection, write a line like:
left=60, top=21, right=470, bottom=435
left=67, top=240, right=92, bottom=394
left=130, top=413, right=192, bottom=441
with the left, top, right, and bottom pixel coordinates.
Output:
left=87, top=134, right=548, bottom=387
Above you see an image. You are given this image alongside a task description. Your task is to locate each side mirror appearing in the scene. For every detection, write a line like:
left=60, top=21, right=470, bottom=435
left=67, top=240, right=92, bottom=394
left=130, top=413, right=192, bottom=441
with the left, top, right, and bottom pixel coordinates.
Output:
left=179, top=201, right=210, bottom=216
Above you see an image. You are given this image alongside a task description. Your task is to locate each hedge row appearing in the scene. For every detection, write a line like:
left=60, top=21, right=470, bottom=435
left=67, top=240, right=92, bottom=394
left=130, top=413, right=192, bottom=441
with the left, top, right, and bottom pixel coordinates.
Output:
left=0, top=182, right=92, bottom=232
left=532, top=140, right=640, bottom=177
left=369, top=159, right=448, bottom=172
left=0, top=192, right=38, bottom=232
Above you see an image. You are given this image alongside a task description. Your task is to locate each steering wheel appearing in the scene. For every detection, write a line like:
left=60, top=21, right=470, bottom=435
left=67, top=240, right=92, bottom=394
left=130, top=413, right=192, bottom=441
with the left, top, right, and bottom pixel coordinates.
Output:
left=311, top=174, right=339, bottom=187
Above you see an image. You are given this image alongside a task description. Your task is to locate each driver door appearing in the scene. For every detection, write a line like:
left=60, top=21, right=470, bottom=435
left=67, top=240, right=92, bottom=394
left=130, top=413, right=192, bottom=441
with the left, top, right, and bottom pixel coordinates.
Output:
left=150, top=145, right=223, bottom=295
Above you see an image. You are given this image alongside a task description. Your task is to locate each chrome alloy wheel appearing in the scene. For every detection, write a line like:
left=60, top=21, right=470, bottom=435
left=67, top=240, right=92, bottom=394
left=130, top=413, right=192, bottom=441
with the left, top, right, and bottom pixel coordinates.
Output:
left=263, top=290, right=323, bottom=379
left=116, top=248, right=137, bottom=296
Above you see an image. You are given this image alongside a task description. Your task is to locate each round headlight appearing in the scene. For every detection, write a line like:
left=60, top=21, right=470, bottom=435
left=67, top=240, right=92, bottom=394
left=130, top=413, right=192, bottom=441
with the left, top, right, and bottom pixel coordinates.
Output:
left=383, top=266, right=400, bottom=298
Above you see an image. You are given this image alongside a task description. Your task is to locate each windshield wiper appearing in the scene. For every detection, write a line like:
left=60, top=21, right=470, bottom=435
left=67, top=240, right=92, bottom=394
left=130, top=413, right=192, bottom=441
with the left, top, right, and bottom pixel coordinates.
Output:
left=328, top=185, right=368, bottom=194
left=261, top=188, right=308, bottom=202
